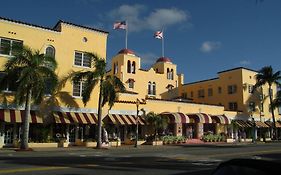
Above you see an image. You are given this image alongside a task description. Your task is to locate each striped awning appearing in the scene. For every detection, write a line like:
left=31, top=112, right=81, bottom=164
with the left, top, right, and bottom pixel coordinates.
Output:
left=233, top=120, right=252, bottom=128
left=160, top=112, right=190, bottom=123
left=265, top=121, right=281, bottom=128
left=210, top=115, right=231, bottom=124
left=254, top=121, right=269, bottom=128
left=53, top=111, right=98, bottom=124
left=0, top=109, right=42, bottom=123
left=187, top=113, right=212, bottom=124
left=105, top=114, right=145, bottom=125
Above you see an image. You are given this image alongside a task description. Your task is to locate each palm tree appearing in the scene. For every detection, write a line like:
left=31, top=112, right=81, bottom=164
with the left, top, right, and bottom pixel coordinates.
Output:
left=70, top=53, right=125, bottom=148
left=145, top=112, right=168, bottom=140
left=272, top=90, right=281, bottom=112
left=254, top=66, right=281, bottom=139
left=0, top=46, right=58, bottom=150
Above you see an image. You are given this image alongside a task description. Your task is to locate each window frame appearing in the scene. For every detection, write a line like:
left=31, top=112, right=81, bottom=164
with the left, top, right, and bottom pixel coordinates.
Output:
left=73, top=51, right=91, bottom=68
left=72, top=80, right=85, bottom=97
left=0, top=37, right=23, bottom=57
left=228, top=85, right=237, bottom=94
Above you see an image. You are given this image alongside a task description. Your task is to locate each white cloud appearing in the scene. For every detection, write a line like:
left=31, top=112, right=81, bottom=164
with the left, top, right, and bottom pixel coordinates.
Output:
left=146, top=8, right=189, bottom=30
left=108, top=4, right=189, bottom=32
left=200, top=41, right=221, bottom=53
left=239, top=60, right=251, bottom=65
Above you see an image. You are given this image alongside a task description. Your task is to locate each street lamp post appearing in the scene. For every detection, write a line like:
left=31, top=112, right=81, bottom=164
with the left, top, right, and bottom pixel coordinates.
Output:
left=252, top=117, right=256, bottom=144
left=135, top=99, right=140, bottom=148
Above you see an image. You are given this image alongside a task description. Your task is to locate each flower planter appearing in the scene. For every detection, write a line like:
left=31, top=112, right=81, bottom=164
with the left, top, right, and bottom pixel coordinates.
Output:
left=146, top=140, right=163, bottom=146
left=58, top=141, right=69, bottom=148
left=28, top=143, right=58, bottom=148
left=84, top=141, right=97, bottom=147
left=137, top=140, right=146, bottom=145
left=226, top=139, right=234, bottom=143
left=109, top=141, right=121, bottom=147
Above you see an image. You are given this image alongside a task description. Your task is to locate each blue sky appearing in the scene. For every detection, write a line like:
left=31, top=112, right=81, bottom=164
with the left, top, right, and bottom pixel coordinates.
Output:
left=1, top=0, right=281, bottom=83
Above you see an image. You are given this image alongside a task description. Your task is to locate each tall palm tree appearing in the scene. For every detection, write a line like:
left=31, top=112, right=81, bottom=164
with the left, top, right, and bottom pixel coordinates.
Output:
left=254, top=66, right=281, bottom=139
left=71, top=53, right=125, bottom=148
left=0, top=46, right=58, bottom=150
left=145, top=112, right=168, bottom=140
left=272, top=90, right=281, bottom=112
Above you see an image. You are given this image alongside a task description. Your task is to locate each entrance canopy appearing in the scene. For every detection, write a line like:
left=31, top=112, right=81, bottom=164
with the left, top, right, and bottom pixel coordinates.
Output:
left=160, top=112, right=189, bottom=123
left=187, top=113, right=212, bottom=124
left=210, top=115, right=231, bottom=124
left=265, top=121, right=281, bottom=128
left=0, top=109, right=42, bottom=123
left=52, top=111, right=98, bottom=124
left=105, top=114, right=146, bottom=125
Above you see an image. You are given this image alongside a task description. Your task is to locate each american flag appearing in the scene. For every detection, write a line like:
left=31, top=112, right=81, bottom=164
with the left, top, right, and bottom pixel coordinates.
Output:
left=154, top=30, right=163, bottom=39
left=113, top=21, right=127, bottom=30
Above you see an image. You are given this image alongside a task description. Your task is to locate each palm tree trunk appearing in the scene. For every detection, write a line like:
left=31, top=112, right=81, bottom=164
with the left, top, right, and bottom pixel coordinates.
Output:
left=96, top=78, right=104, bottom=149
left=269, top=86, right=277, bottom=140
left=20, top=89, right=32, bottom=150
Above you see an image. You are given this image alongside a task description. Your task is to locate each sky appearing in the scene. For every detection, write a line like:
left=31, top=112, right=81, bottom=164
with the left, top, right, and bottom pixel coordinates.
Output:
left=1, top=0, right=281, bottom=83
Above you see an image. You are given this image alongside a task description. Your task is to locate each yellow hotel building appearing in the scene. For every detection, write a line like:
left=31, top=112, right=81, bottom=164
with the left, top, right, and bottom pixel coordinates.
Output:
left=0, top=17, right=280, bottom=147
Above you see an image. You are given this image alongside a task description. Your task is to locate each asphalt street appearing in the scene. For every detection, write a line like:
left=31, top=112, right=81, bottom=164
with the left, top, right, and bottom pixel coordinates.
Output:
left=1, top=142, right=281, bottom=175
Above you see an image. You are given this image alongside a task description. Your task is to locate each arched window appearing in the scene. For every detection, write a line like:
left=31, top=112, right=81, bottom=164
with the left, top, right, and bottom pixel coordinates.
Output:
left=171, top=69, right=174, bottom=80
left=148, top=81, right=151, bottom=95
left=167, top=68, right=170, bottom=79
left=152, top=82, right=156, bottom=95
left=127, top=60, right=131, bottom=73
left=132, top=61, right=136, bottom=74
left=45, top=45, right=55, bottom=58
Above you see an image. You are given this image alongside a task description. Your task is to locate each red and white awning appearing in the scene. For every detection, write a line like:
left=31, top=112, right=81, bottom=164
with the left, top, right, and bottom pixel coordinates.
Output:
left=53, top=111, right=98, bottom=124
left=105, top=114, right=145, bottom=125
left=0, top=109, right=42, bottom=123
left=187, top=113, right=212, bottom=124
left=160, top=112, right=189, bottom=123
left=210, top=115, right=231, bottom=124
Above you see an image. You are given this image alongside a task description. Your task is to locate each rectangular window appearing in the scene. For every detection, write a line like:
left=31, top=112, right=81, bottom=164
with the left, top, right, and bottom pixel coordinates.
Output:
left=0, top=38, right=23, bottom=56
left=208, top=88, right=213, bottom=97
left=190, top=91, right=193, bottom=98
left=228, top=102, right=238, bottom=111
left=198, top=89, right=205, bottom=98
left=74, top=51, right=91, bottom=68
left=228, top=85, right=237, bottom=94
left=218, top=87, right=222, bottom=94
left=0, top=72, right=18, bottom=92
left=72, top=81, right=85, bottom=97
left=128, top=81, right=134, bottom=89
left=248, top=85, right=254, bottom=94
left=249, top=101, right=256, bottom=112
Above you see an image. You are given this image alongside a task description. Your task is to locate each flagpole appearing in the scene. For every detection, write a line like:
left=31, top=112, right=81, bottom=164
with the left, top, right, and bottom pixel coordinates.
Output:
left=162, top=28, right=164, bottom=57
left=125, top=20, right=128, bottom=49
